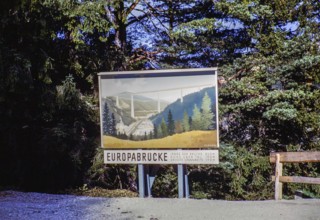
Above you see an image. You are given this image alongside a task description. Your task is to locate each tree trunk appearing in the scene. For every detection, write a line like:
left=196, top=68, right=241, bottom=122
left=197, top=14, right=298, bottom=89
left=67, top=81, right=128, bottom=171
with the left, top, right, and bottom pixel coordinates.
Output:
left=115, top=1, right=127, bottom=52
left=168, top=0, right=174, bottom=46
left=116, top=22, right=127, bottom=52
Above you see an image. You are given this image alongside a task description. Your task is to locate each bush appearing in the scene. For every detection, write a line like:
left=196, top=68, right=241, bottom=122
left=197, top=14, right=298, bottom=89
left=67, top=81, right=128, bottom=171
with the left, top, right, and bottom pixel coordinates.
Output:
left=0, top=76, right=98, bottom=192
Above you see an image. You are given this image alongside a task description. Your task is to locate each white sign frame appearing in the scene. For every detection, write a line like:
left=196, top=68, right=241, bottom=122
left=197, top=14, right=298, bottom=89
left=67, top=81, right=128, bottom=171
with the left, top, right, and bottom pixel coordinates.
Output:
left=98, top=68, right=219, bottom=164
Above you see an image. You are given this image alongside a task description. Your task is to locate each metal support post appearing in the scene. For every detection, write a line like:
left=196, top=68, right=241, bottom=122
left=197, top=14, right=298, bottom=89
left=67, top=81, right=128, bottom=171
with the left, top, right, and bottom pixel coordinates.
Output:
left=184, top=165, right=189, bottom=198
left=178, top=164, right=184, bottom=198
left=146, top=165, right=158, bottom=197
left=138, top=164, right=145, bottom=198
left=138, top=164, right=159, bottom=198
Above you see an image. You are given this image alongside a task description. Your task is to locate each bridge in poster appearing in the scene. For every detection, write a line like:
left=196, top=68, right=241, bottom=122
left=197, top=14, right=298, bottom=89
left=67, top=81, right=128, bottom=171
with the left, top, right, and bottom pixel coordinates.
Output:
left=115, top=84, right=212, bottom=118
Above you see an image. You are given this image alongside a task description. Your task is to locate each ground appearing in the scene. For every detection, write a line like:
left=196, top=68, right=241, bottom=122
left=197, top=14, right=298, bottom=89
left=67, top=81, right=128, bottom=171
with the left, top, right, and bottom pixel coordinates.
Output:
left=0, top=191, right=320, bottom=220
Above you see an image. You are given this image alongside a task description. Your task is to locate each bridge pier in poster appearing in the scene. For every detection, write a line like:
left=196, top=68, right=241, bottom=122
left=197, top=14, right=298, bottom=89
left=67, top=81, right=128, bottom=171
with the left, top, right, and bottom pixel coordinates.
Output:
left=157, top=93, right=160, bottom=113
left=116, top=96, right=119, bottom=107
left=131, top=94, right=134, bottom=118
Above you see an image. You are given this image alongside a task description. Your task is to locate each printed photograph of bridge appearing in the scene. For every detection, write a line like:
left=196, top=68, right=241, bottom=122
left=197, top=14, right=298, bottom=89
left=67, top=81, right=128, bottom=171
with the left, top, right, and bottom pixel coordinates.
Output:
left=99, top=70, right=218, bottom=149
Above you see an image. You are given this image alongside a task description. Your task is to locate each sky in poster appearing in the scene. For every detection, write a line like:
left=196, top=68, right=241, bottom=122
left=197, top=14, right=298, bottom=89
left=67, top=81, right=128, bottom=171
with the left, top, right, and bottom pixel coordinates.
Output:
left=101, top=74, right=216, bottom=103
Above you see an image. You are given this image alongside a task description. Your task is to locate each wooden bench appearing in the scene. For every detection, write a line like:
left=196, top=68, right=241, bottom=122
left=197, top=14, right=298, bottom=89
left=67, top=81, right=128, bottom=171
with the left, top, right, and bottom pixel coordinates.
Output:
left=270, top=151, right=320, bottom=200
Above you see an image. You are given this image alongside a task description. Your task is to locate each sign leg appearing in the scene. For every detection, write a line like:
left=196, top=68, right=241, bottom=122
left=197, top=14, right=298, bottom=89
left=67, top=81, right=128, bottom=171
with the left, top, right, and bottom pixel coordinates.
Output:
left=184, top=165, right=189, bottom=198
left=145, top=165, right=152, bottom=197
left=178, top=164, right=185, bottom=198
left=138, top=164, right=145, bottom=198
left=146, top=165, right=158, bottom=197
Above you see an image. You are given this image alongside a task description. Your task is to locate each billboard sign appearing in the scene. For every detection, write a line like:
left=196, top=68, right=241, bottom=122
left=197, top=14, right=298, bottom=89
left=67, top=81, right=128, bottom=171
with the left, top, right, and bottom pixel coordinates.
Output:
left=98, top=68, right=219, bottom=164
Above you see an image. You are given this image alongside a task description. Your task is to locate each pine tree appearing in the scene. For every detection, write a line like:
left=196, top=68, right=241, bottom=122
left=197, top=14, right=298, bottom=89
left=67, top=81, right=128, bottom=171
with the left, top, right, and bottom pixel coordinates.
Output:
left=139, top=0, right=242, bottom=67
left=102, top=102, right=110, bottom=135
left=144, top=132, right=148, bottom=140
left=214, top=0, right=320, bottom=199
left=110, top=113, right=117, bottom=136
left=201, top=92, right=214, bottom=130
left=167, top=110, right=175, bottom=135
left=153, top=123, right=158, bottom=139
left=160, top=118, right=168, bottom=137
left=157, top=124, right=163, bottom=138
left=182, top=111, right=190, bottom=132
left=191, top=104, right=202, bottom=130
left=188, top=116, right=192, bottom=130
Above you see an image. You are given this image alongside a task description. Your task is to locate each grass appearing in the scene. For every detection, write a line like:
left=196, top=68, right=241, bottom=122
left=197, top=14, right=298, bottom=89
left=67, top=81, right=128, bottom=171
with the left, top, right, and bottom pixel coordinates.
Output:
left=103, top=130, right=218, bottom=149
left=0, top=191, right=13, bottom=197
left=0, top=187, right=138, bottom=198
left=67, top=187, right=138, bottom=198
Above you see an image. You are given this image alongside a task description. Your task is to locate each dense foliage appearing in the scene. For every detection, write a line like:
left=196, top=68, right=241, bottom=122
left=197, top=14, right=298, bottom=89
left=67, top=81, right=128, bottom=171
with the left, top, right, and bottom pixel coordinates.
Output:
left=0, top=0, right=104, bottom=191
left=1, top=0, right=319, bottom=199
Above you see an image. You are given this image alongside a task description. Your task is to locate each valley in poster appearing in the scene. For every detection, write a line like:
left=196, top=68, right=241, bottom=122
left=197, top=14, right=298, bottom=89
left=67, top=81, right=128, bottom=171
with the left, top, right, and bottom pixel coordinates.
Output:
left=99, top=70, right=218, bottom=149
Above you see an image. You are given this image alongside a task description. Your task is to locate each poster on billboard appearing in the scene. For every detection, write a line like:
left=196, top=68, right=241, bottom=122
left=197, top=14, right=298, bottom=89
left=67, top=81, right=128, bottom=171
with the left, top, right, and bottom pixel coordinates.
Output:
left=98, top=68, right=219, bottom=164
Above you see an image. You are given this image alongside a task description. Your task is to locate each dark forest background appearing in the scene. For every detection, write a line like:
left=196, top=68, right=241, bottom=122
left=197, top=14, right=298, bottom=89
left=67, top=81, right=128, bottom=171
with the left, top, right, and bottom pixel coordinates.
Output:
left=1, top=0, right=320, bottom=199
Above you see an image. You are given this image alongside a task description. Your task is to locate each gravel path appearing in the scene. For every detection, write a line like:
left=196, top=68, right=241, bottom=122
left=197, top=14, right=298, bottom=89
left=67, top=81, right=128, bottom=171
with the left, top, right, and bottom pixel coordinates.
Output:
left=0, top=191, right=319, bottom=220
